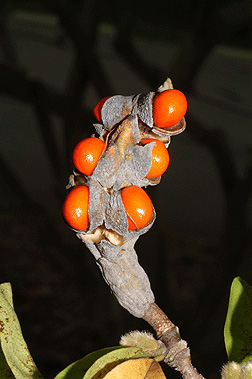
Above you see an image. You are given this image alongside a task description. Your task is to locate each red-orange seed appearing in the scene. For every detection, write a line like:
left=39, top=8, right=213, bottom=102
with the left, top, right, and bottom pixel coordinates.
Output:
left=153, top=89, right=187, bottom=128
left=141, top=138, right=170, bottom=178
left=93, top=96, right=111, bottom=123
left=72, top=137, right=105, bottom=176
left=121, top=186, right=153, bottom=230
left=62, top=185, right=89, bottom=230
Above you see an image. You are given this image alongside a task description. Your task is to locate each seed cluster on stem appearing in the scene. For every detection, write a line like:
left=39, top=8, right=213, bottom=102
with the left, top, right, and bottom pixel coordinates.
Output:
left=64, top=79, right=205, bottom=378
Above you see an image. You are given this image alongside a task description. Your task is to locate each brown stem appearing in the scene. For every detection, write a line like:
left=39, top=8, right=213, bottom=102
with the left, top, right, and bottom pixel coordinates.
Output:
left=143, top=303, right=205, bottom=379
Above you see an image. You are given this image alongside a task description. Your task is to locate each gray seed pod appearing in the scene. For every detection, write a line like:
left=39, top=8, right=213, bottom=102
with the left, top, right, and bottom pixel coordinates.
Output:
left=101, top=95, right=137, bottom=129
left=136, top=92, right=154, bottom=128
left=69, top=115, right=157, bottom=238
left=86, top=177, right=156, bottom=240
left=88, top=179, right=107, bottom=232
left=91, top=115, right=155, bottom=190
left=68, top=80, right=186, bottom=319
left=82, top=237, right=155, bottom=318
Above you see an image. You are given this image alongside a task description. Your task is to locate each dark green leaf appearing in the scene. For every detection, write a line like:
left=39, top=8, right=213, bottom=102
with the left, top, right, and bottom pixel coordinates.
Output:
left=0, top=282, right=43, bottom=379
left=0, top=347, right=15, bottom=379
left=83, top=346, right=148, bottom=379
left=54, top=347, right=124, bottom=379
left=224, top=277, right=252, bottom=364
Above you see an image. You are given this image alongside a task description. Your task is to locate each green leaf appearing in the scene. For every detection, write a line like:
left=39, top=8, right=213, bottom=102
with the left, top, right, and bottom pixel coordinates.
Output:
left=224, top=277, right=252, bottom=364
left=0, top=347, right=15, bottom=379
left=55, top=345, right=155, bottom=379
left=55, top=332, right=167, bottom=379
left=83, top=346, right=151, bottom=379
left=54, top=347, right=124, bottom=379
left=0, top=282, right=43, bottom=379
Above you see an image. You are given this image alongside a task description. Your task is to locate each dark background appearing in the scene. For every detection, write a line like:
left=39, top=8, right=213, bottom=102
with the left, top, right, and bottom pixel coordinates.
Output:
left=0, top=1, right=252, bottom=378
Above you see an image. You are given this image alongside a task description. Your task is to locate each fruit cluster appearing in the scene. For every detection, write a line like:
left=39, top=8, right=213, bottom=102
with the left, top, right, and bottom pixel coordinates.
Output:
left=63, top=82, right=187, bottom=239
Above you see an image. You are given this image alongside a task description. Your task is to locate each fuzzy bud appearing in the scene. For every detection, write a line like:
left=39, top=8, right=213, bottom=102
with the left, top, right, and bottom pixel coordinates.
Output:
left=242, top=362, right=252, bottom=379
left=120, top=330, right=166, bottom=359
left=221, top=361, right=241, bottom=379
